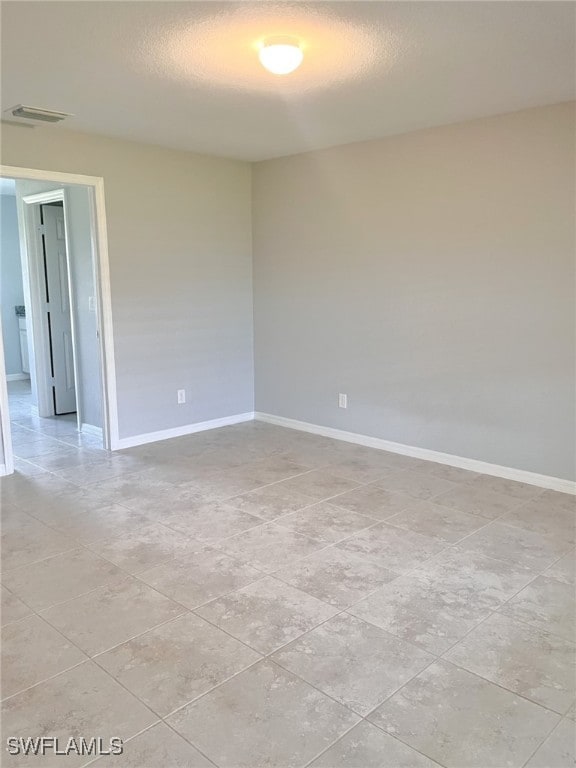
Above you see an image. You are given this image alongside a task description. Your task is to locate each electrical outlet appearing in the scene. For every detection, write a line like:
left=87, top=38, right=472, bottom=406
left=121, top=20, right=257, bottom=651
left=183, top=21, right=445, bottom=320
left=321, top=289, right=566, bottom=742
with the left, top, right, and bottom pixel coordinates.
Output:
left=177, top=389, right=186, bottom=404
left=338, top=393, right=348, bottom=409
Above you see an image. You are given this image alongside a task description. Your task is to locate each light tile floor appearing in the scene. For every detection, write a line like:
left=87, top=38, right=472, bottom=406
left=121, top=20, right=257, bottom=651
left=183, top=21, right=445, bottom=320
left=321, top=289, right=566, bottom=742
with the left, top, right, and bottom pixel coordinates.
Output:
left=1, top=381, right=575, bottom=767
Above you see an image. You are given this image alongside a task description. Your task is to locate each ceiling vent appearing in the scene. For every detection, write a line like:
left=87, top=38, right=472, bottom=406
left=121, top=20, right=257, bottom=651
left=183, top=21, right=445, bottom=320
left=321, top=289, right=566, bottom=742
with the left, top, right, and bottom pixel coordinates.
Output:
left=10, top=105, right=73, bottom=123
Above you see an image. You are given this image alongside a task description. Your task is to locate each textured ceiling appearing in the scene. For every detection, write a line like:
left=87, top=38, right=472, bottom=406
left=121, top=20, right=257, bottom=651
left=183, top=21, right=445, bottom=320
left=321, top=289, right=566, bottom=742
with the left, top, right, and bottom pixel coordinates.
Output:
left=1, top=2, right=574, bottom=160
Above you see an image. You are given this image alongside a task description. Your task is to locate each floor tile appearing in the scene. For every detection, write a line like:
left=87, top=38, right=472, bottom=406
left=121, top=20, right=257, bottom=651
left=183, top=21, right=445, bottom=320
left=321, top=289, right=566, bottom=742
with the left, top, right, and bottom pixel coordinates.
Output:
left=538, top=489, right=576, bottom=514
left=86, top=474, right=176, bottom=511
left=196, top=575, right=337, bottom=653
left=167, top=660, right=360, bottom=768
left=375, top=469, right=458, bottom=500
left=323, top=455, right=398, bottom=484
left=272, top=613, right=433, bottom=715
left=137, top=548, right=263, bottom=609
left=375, top=453, right=431, bottom=472
left=414, top=547, right=537, bottom=604
left=445, top=613, right=576, bottom=713
left=369, top=660, right=559, bottom=768
left=1, top=514, right=77, bottom=572
left=544, top=551, right=576, bottom=585
left=310, top=721, right=439, bottom=767
left=239, top=455, right=313, bottom=484
left=274, top=546, right=398, bottom=609
left=456, top=521, right=570, bottom=573
left=40, top=577, right=186, bottom=656
left=525, top=719, right=576, bottom=768
left=1, top=662, right=157, bottom=768
left=348, top=574, right=493, bottom=654
left=218, top=522, right=326, bottom=573
left=25, top=447, right=108, bottom=473
left=160, top=501, right=263, bottom=544
left=54, top=458, right=136, bottom=486
left=1, top=615, right=87, bottom=699
left=12, top=458, right=50, bottom=477
left=336, top=523, right=445, bottom=573
left=418, top=463, right=480, bottom=483
left=329, top=485, right=414, bottom=521
left=273, top=469, right=361, bottom=502
left=227, top=483, right=316, bottom=521
left=465, top=475, right=543, bottom=500
left=386, top=500, right=486, bottom=543
left=2, top=548, right=127, bottom=611
left=501, top=499, right=576, bottom=544
left=0, top=586, right=32, bottom=626
left=433, top=484, right=523, bottom=519
left=274, top=501, right=376, bottom=544
left=88, top=522, right=203, bottom=574
left=13, top=438, right=71, bottom=459
left=27, top=500, right=155, bottom=545
left=499, top=575, right=575, bottom=641
left=98, top=612, right=260, bottom=716
left=90, top=722, right=214, bottom=767
left=2, top=384, right=572, bottom=768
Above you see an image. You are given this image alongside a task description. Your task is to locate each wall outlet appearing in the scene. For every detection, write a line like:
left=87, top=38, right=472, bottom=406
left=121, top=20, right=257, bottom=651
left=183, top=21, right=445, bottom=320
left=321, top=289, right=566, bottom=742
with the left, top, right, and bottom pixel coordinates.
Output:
left=177, top=389, right=186, bottom=404
left=338, top=393, right=348, bottom=409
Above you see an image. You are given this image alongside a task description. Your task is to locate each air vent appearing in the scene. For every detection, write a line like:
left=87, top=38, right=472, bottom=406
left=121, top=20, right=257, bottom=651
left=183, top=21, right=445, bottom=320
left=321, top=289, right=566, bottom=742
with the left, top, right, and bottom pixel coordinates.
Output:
left=10, top=105, right=73, bottom=123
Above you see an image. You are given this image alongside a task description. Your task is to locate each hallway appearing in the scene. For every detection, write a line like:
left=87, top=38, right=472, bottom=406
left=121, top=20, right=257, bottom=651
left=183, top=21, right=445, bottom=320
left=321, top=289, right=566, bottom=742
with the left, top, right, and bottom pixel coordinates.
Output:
left=6, top=379, right=105, bottom=476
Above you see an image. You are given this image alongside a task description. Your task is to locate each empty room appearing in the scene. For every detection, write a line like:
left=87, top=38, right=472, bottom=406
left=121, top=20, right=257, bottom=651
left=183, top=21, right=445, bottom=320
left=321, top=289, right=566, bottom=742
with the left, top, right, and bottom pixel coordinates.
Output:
left=0, top=2, right=574, bottom=767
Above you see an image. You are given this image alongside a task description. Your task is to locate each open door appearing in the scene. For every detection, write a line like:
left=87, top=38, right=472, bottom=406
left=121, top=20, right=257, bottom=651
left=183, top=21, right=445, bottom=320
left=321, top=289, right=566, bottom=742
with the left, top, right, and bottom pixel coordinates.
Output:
left=41, top=203, right=77, bottom=415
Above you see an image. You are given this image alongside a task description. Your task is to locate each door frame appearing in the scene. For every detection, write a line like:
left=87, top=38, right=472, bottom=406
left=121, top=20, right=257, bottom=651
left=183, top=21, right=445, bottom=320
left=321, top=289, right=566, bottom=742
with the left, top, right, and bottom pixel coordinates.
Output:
left=20, top=189, right=81, bottom=423
left=0, top=165, right=120, bottom=472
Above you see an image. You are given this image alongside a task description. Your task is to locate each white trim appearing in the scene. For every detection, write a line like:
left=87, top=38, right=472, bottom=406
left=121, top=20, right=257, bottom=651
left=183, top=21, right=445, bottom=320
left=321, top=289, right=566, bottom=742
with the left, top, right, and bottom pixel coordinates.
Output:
left=116, top=412, right=255, bottom=450
left=20, top=189, right=82, bottom=424
left=255, top=412, right=576, bottom=495
left=5, top=373, right=30, bottom=382
left=0, top=320, right=13, bottom=475
left=80, top=423, right=103, bottom=438
left=0, top=164, right=119, bottom=463
left=21, top=189, right=64, bottom=205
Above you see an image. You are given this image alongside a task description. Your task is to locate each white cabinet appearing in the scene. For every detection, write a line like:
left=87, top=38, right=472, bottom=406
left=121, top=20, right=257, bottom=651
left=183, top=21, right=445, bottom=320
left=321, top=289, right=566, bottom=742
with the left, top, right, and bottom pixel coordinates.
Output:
left=18, top=317, right=29, bottom=374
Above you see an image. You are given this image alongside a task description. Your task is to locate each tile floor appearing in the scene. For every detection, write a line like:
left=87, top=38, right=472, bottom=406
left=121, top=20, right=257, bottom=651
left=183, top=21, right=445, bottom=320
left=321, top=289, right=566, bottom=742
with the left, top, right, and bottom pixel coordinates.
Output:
left=1, top=381, right=575, bottom=767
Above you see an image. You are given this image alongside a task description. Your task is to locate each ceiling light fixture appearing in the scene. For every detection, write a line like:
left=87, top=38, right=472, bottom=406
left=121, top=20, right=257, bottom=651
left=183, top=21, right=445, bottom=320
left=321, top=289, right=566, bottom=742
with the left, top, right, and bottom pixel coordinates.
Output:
left=258, top=37, right=303, bottom=75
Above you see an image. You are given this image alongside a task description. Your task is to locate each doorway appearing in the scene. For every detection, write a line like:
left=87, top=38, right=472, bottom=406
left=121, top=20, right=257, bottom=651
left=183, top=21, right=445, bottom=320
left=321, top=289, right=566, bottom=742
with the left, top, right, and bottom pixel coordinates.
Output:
left=0, top=166, right=119, bottom=476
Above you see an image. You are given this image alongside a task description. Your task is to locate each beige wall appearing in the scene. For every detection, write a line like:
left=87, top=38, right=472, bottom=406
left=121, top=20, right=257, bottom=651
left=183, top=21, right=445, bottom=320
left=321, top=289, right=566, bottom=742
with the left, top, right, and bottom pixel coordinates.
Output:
left=253, top=103, right=575, bottom=480
left=2, top=124, right=254, bottom=439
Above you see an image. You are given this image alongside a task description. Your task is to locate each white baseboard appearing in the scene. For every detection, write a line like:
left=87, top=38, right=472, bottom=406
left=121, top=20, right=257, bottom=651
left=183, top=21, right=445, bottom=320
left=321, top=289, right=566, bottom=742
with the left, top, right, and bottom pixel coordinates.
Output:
left=6, top=373, right=30, bottom=382
left=0, top=463, right=7, bottom=477
left=255, top=412, right=576, bottom=495
left=81, top=423, right=103, bottom=439
left=115, top=412, right=255, bottom=451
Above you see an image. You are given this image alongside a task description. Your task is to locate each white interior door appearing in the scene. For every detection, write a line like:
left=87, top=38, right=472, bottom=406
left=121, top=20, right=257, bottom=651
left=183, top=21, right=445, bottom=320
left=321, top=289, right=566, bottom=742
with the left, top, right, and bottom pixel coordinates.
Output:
left=42, top=204, right=77, bottom=414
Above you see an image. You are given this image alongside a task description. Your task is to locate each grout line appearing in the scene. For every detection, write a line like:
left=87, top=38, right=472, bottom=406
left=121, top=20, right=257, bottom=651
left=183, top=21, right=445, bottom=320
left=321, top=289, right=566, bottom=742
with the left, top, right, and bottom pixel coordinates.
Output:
left=519, top=715, right=571, bottom=768
left=0, top=657, right=91, bottom=705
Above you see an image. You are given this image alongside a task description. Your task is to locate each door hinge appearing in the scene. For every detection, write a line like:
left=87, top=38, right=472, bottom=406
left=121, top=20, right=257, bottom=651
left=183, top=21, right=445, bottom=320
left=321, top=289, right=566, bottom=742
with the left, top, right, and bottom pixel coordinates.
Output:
left=37, top=225, right=46, bottom=235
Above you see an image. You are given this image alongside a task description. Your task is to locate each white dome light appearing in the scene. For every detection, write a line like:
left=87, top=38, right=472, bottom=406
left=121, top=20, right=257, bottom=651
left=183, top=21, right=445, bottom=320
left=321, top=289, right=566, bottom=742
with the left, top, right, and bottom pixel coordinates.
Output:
left=258, top=37, right=303, bottom=75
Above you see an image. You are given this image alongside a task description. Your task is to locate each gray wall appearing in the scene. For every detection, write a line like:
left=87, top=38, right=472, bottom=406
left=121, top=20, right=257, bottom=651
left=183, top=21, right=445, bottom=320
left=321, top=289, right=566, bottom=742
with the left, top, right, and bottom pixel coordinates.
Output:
left=3, top=124, right=254, bottom=440
left=253, top=103, right=575, bottom=481
left=0, top=195, right=25, bottom=375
